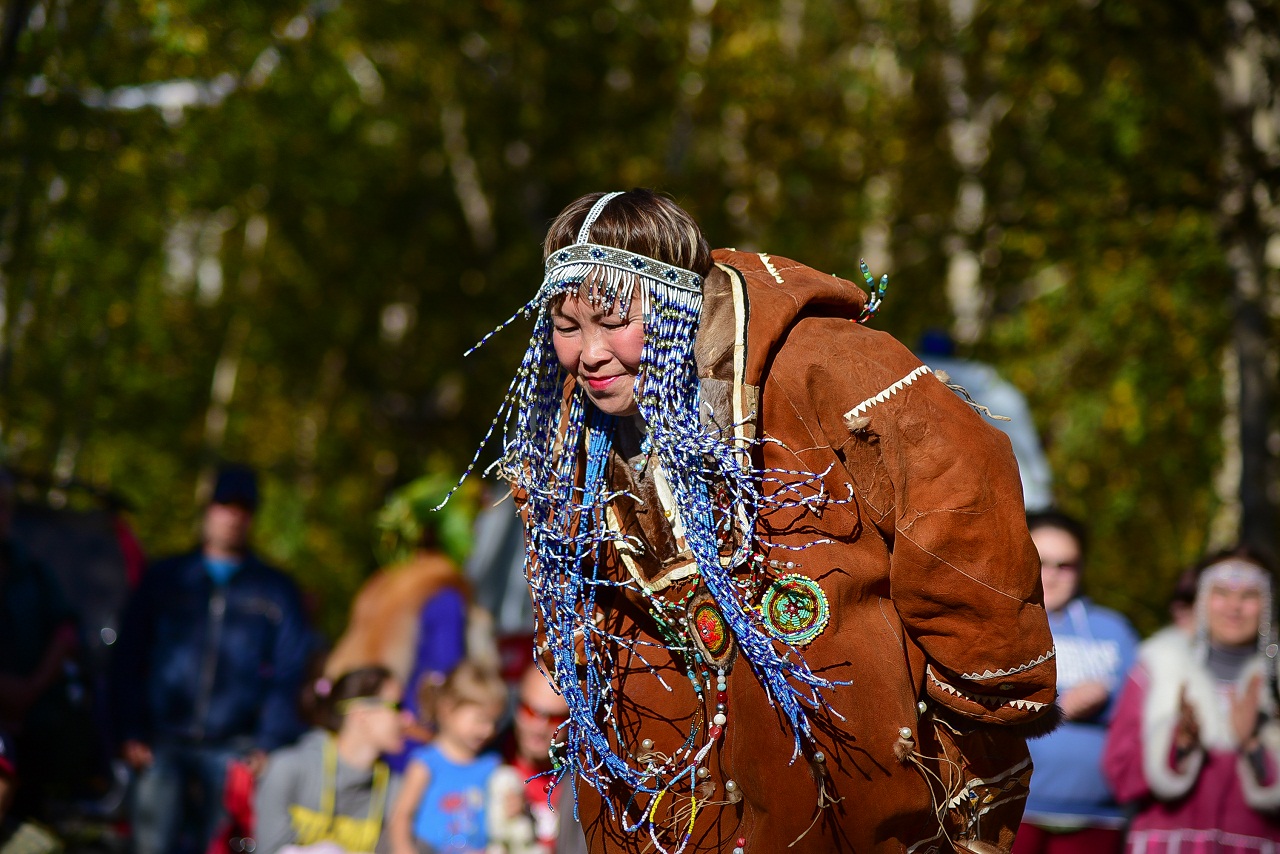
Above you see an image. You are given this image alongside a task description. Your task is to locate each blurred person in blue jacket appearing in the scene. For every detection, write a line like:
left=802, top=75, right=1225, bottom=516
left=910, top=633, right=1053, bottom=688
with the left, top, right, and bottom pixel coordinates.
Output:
left=1014, top=511, right=1140, bottom=854
left=113, top=465, right=312, bottom=854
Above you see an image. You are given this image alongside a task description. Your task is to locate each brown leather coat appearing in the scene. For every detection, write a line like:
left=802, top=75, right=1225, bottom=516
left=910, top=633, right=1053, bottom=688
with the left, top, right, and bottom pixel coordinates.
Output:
left=557, top=250, right=1057, bottom=853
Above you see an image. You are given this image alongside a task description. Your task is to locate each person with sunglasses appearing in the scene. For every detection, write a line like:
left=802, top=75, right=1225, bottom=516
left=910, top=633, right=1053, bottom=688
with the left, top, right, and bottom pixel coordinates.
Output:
left=254, top=666, right=409, bottom=853
left=490, top=664, right=584, bottom=854
left=1016, top=512, right=1139, bottom=854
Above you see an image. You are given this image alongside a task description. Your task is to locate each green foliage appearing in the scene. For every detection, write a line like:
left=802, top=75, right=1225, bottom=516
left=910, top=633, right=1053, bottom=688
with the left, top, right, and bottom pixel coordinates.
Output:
left=0, top=0, right=1267, bottom=637
left=374, top=472, right=478, bottom=568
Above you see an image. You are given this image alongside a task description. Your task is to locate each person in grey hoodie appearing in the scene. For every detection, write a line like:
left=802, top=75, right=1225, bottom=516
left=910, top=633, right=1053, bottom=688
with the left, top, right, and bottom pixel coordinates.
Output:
left=255, top=666, right=409, bottom=853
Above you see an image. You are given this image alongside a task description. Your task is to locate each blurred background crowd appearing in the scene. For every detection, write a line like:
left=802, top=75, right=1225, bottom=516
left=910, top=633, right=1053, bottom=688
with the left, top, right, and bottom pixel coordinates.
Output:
left=2, top=462, right=589, bottom=853
left=1, top=0, right=1279, bottom=851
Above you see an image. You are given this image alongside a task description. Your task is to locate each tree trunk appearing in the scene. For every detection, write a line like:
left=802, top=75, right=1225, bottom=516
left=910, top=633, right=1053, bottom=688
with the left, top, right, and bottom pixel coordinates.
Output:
left=1216, top=0, right=1279, bottom=564
left=937, top=0, right=1008, bottom=345
left=0, top=0, right=33, bottom=121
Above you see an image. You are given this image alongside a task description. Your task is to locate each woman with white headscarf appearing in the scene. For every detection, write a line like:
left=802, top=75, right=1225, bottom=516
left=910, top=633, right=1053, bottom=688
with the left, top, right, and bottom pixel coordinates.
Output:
left=1103, top=550, right=1280, bottom=851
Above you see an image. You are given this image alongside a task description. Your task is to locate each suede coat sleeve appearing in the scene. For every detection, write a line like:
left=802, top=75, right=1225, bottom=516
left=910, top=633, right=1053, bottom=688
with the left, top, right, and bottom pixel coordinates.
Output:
left=713, top=246, right=1057, bottom=726
left=764, top=317, right=1056, bottom=725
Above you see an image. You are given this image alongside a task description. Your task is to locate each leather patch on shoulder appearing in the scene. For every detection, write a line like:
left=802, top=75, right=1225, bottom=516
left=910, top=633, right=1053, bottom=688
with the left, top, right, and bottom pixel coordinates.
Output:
left=694, top=265, right=737, bottom=383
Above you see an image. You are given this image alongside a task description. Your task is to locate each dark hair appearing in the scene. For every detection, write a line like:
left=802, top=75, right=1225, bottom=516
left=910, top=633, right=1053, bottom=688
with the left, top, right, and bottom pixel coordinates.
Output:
left=211, top=463, right=259, bottom=510
left=543, top=189, right=713, bottom=279
left=316, top=666, right=395, bottom=732
left=1167, top=565, right=1199, bottom=611
left=1026, top=510, right=1088, bottom=566
left=1193, top=545, right=1274, bottom=581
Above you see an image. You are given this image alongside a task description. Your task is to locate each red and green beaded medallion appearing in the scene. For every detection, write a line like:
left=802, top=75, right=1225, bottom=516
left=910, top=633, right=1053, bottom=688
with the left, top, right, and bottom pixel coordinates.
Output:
left=686, top=591, right=736, bottom=668
left=694, top=601, right=730, bottom=658
left=761, top=574, right=829, bottom=647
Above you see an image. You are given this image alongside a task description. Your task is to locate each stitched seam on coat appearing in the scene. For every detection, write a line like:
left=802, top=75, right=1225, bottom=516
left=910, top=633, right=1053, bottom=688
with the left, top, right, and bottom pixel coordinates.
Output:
left=876, top=596, right=903, bottom=642
left=774, top=374, right=830, bottom=456
left=895, top=526, right=1023, bottom=603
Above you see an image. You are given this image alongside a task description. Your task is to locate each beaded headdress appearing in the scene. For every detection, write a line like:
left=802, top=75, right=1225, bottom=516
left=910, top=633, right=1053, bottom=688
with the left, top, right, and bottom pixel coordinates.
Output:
left=1194, top=557, right=1274, bottom=655
left=453, top=192, right=841, bottom=847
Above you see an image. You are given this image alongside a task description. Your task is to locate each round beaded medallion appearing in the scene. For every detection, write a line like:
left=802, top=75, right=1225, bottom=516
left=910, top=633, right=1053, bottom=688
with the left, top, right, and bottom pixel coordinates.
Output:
left=761, top=574, right=830, bottom=647
left=693, top=600, right=731, bottom=659
left=686, top=591, right=736, bottom=669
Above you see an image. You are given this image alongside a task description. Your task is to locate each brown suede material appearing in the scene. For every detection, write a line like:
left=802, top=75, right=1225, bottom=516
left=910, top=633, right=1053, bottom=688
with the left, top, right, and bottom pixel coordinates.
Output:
left=324, top=551, right=468, bottom=684
left=553, top=251, right=1055, bottom=852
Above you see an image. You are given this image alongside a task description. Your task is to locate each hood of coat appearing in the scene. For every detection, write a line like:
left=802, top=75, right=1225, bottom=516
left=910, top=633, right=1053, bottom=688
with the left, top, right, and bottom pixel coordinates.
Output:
left=710, top=249, right=870, bottom=387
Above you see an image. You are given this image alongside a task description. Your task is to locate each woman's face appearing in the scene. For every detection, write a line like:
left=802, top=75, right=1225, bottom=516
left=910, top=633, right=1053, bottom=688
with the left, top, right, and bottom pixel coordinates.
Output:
left=348, top=678, right=407, bottom=755
left=1206, top=582, right=1263, bottom=647
left=1032, top=526, right=1082, bottom=613
left=550, top=294, right=645, bottom=417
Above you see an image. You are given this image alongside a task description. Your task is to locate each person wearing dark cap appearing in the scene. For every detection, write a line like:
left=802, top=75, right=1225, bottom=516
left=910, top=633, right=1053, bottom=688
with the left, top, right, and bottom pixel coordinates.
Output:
left=112, top=465, right=313, bottom=854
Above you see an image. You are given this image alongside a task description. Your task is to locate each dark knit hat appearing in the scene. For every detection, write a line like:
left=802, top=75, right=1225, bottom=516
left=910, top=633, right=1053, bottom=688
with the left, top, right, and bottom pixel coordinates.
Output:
left=211, top=464, right=259, bottom=511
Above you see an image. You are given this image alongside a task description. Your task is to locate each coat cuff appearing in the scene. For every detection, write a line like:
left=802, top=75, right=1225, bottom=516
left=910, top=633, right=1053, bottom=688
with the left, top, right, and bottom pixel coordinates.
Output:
left=924, top=663, right=1057, bottom=727
left=1142, top=708, right=1201, bottom=800
left=1239, top=722, right=1280, bottom=811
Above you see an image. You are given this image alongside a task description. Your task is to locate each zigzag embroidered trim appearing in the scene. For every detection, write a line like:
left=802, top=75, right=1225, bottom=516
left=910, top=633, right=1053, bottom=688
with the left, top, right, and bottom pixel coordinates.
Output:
left=960, top=647, right=1056, bottom=682
left=926, top=667, right=1047, bottom=713
left=757, top=253, right=785, bottom=284
left=905, top=827, right=947, bottom=854
left=943, top=756, right=1034, bottom=810
left=842, top=365, right=933, bottom=421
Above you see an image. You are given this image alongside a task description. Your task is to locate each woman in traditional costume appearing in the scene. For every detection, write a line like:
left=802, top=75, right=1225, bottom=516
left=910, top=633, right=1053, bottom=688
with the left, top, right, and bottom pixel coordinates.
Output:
left=1103, top=552, right=1280, bottom=850
left=455, top=189, right=1059, bottom=853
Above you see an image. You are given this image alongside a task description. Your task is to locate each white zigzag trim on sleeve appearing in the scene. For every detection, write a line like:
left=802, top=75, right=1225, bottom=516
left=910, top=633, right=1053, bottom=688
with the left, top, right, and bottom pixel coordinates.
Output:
left=960, top=647, right=1057, bottom=682
left=842, top=365, right=933, bottom=421
left=927, top=667, right=1049, bottom=713
left=757, top=253, right=785, bottom=284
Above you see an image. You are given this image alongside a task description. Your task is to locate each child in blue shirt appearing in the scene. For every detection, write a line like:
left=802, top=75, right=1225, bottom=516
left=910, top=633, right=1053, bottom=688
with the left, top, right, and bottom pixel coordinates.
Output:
left=390, top=662, right=508, bottom=854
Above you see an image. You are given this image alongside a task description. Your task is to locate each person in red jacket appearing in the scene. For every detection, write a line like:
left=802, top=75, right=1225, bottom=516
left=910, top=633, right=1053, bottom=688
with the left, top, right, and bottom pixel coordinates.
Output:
left=1103, top=550, right=1280, bottom=851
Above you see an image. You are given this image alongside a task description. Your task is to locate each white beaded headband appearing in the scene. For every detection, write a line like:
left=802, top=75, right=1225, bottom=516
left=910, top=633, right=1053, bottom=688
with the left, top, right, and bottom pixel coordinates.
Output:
left=1199, top=558, right=1269, bottom=592
left=1195, top=557, right=1273, bottom=650
left=540, top=191, right=704, bottom=300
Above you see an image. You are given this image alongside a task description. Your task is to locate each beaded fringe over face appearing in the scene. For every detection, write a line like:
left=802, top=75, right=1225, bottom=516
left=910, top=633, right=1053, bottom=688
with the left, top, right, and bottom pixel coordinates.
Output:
left=451, top=193, right=844, bottom=849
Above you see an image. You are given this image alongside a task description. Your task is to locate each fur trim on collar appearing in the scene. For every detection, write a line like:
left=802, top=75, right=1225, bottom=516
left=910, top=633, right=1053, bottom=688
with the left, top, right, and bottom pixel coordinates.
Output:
left=1136, top=628, right=1280, bottom=805
left=1138, top=629, right=1271, bottom=751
